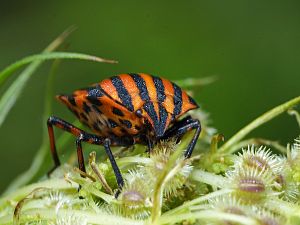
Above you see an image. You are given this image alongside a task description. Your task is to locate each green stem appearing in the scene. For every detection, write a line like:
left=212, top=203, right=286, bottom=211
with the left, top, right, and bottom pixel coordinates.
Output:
left=288, top=109, right=300, bottom=128
left=191, top=169, right=229, bottom=188
left=151, top=139, right=189, bottom=224
left=219, top=96, right=300, bottom=154
left=229, top=138, right=287, bottom=154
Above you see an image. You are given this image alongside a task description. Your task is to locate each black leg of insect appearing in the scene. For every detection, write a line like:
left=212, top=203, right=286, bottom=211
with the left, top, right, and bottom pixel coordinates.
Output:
left=162, top=116, right=201, bottom=158
left=47, top=116, right=124, bottom=191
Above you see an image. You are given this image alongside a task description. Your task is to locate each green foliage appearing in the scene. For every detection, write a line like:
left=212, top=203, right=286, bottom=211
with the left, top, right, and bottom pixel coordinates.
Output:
left=0, top=29, right=300, bottom=224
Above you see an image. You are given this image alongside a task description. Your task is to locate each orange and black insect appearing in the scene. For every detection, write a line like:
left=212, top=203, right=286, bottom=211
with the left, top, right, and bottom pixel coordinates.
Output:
left=47, top=73, right=201, bottom=193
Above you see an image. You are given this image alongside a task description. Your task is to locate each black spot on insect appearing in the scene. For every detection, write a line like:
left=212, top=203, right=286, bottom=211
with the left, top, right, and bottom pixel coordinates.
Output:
left=119, top=119, right=132, bottom=128
left=135, top=125, right=141, bottom=131
left=83, top=102, right=91, bottom=114
left=80, top=113, right=88, bottom=121
left=108, top=119, right=118, bottom=128
left=68, top=95, right=77, bottom=106
left=87, top=96, right=102, bottom=106
left=112, top=107, right=124, bottom=117
left=120, top=128, right=127, bottom=134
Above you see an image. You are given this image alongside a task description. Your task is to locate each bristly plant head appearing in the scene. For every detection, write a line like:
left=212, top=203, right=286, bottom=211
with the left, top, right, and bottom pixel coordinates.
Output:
left=1, top=28, right=300, bottom=225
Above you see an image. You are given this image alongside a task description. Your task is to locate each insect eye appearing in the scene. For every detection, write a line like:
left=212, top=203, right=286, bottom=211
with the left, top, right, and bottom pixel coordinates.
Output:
left=135, top=109, right=143, bottom=118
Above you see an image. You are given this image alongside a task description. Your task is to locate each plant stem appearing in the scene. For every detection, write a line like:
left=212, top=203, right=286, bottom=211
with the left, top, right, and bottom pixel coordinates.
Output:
left=191, top=169, right=229, bottom=188
left=151, top=139, right=189, bottom=224
left=228, top=138, right=287, bottom=154
left=219, top=96, right=300, bottom=154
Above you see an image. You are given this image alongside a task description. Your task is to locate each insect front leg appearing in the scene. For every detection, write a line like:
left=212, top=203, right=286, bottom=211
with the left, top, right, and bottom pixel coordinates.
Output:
left=47, top=116, right=86, bottom=175
left=47, top=116, right=126, bottom=195
left=162, top=116, right=201, bottom=158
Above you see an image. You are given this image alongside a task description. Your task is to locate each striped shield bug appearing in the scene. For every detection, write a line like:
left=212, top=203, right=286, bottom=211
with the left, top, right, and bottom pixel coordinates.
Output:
left=47, top=73, right=201, bottom=194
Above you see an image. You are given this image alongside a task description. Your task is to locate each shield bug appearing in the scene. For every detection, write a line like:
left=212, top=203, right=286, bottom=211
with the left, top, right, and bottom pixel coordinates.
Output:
left=47, top=73, right=201, bottom=192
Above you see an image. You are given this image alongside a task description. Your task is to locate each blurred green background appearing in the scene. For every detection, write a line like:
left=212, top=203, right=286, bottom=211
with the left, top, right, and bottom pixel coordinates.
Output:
left=0, top=0, right=299, bottom=193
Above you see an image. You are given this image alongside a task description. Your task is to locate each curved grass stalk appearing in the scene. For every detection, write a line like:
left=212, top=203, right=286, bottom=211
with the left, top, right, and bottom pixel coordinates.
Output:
left=288, top=109, right=300, bottom=128
left=219, top=96, right=300, bottom=154
left=0, top=52, right=116, bottom=85
left=227, top=137, right=287, bottom=154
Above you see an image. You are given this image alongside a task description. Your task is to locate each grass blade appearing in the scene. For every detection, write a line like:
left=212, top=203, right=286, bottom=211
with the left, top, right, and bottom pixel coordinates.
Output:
left=0, top=26, right=76, bottom=86
left=0, top=52, right=117, bottom=127
left=0, top=51, right=117, bottom=85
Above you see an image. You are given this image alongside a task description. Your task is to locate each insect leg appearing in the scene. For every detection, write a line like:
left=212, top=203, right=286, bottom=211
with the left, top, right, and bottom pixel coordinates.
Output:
left=103, top=138, right=124, bottom=191
left=75, top=135, right=87, bottom=173
left=47, top=116, right=86, bottom=175
left=162, top=116, right=201, bottom=158
left=48, top=116, right=125, bottom=195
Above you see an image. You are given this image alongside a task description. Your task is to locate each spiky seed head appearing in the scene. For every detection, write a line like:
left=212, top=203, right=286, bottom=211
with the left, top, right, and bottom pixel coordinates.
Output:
left=115, top=170, right=152, bottom=219
left=226, top=166, right=275, bottom=203
left=234, top=145, right=282, bottom=175
left=209, top=196, right=247, bottom=214
left=275, top=159, right=300, bottom=202
left=287, top=137, right=300, bottom=167
left=253, top=208, right=284, bottom=225
left=146, top=140, right=193, bottom=198
left=273, top=137, right=300, bottom=201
